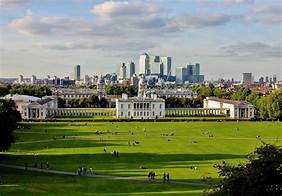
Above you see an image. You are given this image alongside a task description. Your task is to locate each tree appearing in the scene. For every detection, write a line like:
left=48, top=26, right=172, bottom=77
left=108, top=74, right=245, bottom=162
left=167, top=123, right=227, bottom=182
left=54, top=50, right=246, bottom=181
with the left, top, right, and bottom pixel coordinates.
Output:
left=208, top=144, right=282, bottom=196
left=0, top=99, right=21, bottom=151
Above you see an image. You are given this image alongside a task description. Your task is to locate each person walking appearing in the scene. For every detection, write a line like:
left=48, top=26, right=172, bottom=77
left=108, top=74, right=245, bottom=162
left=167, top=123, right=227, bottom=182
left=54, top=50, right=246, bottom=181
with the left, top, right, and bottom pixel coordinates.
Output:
left=163, top=172, right=166, bottom=182
left=166, top=173, right=170, bottom=182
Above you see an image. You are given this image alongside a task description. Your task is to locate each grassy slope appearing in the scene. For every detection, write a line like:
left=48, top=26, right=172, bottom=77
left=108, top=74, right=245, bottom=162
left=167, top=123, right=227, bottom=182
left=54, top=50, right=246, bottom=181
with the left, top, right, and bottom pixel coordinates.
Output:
left=0, top=121, right=281, bottom=195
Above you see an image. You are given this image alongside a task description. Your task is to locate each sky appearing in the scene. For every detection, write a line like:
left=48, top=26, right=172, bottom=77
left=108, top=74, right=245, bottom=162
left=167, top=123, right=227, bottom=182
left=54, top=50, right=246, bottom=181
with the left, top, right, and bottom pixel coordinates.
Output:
left=0, top=0, right=281, bottom=80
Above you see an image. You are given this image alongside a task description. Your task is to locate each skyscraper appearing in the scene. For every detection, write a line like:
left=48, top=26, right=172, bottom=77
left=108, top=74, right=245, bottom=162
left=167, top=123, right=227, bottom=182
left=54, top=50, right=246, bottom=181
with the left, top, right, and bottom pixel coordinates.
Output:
left=242, top=73, right=252, bottom=84
left=126, top=62, right=135, bottom=78
left=175, top=67, right=188, bottom=83
left=161, top=56, right=172, bottom=77
left=139, top=53, right=172, bottom=78
left=139, top=53, right=150, bottom=75
left=176, top=63, right=204, bottom=83
left=116, top=62, right=135, bottom=79
left=273, top=75, right=277, bottom=83
left=74, top=65, right=81, bottom=81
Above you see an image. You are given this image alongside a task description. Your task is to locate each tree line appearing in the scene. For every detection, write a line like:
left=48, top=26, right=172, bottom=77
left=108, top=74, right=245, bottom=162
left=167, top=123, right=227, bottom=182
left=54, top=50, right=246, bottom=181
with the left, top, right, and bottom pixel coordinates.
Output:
left=0, top=84, right=52, bottom=98
left=58, top=95, right=110, bottom=108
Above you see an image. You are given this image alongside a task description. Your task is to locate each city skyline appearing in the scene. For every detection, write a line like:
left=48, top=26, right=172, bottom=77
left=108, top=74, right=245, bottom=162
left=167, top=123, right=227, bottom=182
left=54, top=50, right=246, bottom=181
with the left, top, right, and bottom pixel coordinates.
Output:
left=0, top=0, right=281, bottom=80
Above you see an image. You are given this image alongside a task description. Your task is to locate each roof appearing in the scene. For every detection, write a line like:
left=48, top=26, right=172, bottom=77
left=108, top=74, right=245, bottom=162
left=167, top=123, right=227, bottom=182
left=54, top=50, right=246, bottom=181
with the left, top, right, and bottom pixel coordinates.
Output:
left=117, top=96, right=165, bottom=102
left=4, top=94, right=40, bottom=102
left=205, top=97, right=253, bottom=106
left=37, top=98, right=54, bottom=105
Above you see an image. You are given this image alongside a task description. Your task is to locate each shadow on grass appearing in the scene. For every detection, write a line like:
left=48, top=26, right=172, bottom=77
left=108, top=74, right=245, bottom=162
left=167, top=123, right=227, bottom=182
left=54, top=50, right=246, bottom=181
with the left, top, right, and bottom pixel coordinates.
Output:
left=0, top=167, right=207, bottom=195
left=0, top=152, right=245, bottom=172
left=11, top=140, right=127, bottom=151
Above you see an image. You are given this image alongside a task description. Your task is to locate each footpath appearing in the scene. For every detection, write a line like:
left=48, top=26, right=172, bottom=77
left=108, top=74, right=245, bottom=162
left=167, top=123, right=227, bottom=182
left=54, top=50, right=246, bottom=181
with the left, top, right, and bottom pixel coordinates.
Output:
left=0, top=163, right=208, bottom=187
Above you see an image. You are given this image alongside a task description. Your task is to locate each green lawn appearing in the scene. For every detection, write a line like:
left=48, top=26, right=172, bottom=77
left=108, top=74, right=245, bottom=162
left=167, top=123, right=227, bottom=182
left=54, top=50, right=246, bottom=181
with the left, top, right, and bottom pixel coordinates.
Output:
left=0, top=121, right=281, bottom=195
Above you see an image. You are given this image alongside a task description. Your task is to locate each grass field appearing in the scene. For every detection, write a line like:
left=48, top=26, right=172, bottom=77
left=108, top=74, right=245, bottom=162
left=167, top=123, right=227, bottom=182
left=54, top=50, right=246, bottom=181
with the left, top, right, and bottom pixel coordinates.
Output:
left=0, top=121, right=281, bottom=195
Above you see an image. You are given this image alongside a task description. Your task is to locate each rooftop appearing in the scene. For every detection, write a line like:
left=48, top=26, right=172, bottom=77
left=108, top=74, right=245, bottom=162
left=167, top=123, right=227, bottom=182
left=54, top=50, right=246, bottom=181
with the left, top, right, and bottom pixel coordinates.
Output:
left=206, top=97, right=253, bottom=106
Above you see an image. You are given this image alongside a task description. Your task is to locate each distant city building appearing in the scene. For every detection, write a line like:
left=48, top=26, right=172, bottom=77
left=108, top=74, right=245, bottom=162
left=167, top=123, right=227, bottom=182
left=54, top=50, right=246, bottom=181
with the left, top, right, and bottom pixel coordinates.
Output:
left=144, top=88, right=198, bottom=98
left=273, top=75, right=277, bottom=83
left=74, top=65, right=81, bottom=81
left=31, top=75, right=37, bottom=84
left=265, top=76, right=269, bottom=83
left=116, top=62, right=135, bottom=80
left=175, top=63, right=204, bottom=83
left=127, top=62, right=135, bottom=78
left=139, top=53, right=172, bottom=78
left=204, top=97, right=255, bottom=119
left=97, top=75, right=106, bottom=99
left=242, top=73, right=253, bottom=84
left=18, top=75, right=23, bottom=84
left=175, top=67, right=188, bottom=83
left=139, top=53, right=150, bottom=75
left=259, top=77, right=264, bottom=84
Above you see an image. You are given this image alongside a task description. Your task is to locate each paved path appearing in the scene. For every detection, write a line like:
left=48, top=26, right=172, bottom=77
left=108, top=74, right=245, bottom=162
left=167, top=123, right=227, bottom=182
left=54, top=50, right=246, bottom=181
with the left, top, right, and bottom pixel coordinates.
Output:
left=0, top=164, right=207, bottom=187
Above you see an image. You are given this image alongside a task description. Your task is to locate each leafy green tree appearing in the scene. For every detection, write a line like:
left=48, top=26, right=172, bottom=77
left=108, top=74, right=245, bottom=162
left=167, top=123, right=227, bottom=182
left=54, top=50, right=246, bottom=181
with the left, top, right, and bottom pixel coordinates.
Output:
left=0, top=99, right=21, bottom=151
left=0, top=84, right=10, bottom=96
left=208, top=144, right=282, bottom=196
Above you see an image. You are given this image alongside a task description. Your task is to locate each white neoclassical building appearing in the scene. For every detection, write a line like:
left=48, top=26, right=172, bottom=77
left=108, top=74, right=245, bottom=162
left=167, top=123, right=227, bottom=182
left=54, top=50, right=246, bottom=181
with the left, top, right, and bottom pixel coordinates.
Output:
left=203, top=97, right=255, bottom=119
left=116, top=76, right=165, bottom=119
left=3, top=94, right=58, bottom=119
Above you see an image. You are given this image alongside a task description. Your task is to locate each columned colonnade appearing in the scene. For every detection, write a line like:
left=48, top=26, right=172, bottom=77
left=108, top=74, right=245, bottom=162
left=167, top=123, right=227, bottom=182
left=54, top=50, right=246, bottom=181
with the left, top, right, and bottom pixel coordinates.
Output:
left=165, top=108, right=229, bottom=117
left=47, top=108, right=116, bottom=117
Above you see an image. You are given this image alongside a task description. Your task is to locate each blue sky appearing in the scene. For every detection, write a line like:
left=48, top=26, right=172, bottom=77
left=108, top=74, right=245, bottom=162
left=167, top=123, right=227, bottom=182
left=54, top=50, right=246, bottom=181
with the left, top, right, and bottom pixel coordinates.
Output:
left=0, top=0, right=281, bottom=80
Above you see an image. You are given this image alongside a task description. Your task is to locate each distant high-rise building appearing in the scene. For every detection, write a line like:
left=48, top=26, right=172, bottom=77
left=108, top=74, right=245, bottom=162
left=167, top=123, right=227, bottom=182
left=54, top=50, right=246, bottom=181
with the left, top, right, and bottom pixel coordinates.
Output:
left=139, top=53, right=150, bottom=75
left=273, top=75, right=277, bottom=83
left=242, top=73, right=252, bottom=84
left=74, top=65, right=81, bottom=81
left=126, top=62, right=135, bottom=78
left=139, top=53, right=172, bottom=78
left=31, top=75, right=36, bottom=84
left=18, top=75, right=23, bottom=84
left=176, top=63, right=204, bottom=83
left=120, top=63, right=127, bottom=79
left=150, top=56, right=163, bottom=76
left=116, top=62, right=135, bottom=79
left=265, top=76, right=269, bottom=83
left=259, top=77, right=264, bottom=84
left=175, top=67, right=188, bottom=83
left=161, top=56, right=172, bottom=77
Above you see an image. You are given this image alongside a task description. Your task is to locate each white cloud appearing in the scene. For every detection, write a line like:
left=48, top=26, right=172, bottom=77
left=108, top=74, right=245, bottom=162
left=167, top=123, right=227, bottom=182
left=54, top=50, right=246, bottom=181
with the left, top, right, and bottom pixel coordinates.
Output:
left=175, top=13, right=231, bottom=28
left=223, top=0, right=253, bottom=5
left=219, top=42, right=282, bottom=60
left=0, top=0, right=30, bottom=7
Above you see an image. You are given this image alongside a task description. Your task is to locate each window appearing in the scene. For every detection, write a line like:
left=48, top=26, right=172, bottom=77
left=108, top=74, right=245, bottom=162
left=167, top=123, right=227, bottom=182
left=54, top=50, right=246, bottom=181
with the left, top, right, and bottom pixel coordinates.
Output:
left=121, top=112, right=123, bottom=116
left=147, top=112, right=149, bottom=116
left=134, top=103, right=136, bottom=109
left=152, top=104, right=155, bottom=109
left=121, top=104, right=123, bottom=109
left=160, top=104, right=162, bottom=109
left=160, top=112, right=162, bottom=116
left=128, top=111, right=130, bottom=116
left=134, top=112, right=136, bottom=116
left=128, top=104, right=130, bottom=109
left=137, top=112, right=139, bottom=116
left=152, top=112, right=154, bottom=116
left=41, top=112, right=44, bottom=116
